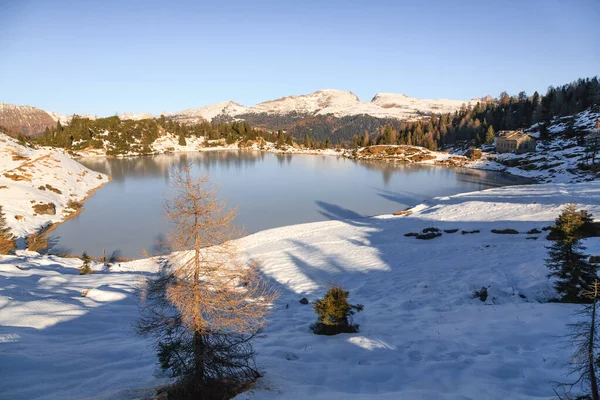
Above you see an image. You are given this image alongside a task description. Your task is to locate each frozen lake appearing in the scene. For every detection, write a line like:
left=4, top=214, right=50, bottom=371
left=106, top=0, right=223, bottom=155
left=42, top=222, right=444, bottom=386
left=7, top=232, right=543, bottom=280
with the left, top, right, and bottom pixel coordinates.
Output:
left=49, top=150, right=530, bottom=258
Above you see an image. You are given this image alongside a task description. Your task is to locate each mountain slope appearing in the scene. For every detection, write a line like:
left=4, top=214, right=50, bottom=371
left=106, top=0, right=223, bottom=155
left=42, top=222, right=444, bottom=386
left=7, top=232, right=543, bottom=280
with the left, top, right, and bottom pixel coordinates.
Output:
left=0, top=103, right=66, bottom=137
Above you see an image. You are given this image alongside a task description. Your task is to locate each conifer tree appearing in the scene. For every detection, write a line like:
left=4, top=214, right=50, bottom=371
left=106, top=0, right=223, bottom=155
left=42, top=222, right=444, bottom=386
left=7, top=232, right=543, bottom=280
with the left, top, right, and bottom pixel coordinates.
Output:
left=362, top=131, right=370, bottom=147
left=304, top=134, right=311, bottom=149
left=547, top=203, right=597, bottom=303
left=312, top=285, right=363, bottom=335
left=485, top=125, right=495, bottom=145
left=79, top=252, right=93, bottom=275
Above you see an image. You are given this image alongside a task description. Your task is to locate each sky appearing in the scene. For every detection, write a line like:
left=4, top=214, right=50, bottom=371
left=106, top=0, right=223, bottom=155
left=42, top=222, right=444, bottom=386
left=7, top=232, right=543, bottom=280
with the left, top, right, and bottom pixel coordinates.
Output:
left=0, top=0, right=599, bottom=116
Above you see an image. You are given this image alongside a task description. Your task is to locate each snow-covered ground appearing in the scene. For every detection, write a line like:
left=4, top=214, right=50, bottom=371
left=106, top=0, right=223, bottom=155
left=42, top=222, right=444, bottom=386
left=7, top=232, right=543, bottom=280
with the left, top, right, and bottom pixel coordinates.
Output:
left=1, top=181, right=600, bottom=400
left=0, top=134, right=110, bottom=238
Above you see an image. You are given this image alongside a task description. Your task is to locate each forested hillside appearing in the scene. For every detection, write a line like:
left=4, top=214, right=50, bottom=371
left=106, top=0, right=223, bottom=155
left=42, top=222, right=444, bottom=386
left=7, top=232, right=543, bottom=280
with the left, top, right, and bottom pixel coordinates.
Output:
left=363, top=77, right=600, bottom=150
left=35, top=116, right=276, bottom=155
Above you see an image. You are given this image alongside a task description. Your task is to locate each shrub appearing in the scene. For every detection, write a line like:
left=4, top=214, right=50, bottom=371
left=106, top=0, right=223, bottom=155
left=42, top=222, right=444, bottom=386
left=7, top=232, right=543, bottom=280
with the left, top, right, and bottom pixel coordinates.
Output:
left=67, top=199, right=83, bottom=209
left=79, top=252, right=93, bottom=275
left=0, top=206, right=15, bottom=254
left=312, top=285, right=363, bottom=335
left=26, top=224, right=54, bottom=253
left=472, top=287, right=489, bottom=302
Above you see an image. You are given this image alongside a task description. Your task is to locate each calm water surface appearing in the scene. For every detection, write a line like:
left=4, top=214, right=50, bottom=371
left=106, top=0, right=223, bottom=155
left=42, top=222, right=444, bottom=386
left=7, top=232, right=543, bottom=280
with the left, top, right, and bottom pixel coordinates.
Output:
left=50, top=151, right=530, bottom=258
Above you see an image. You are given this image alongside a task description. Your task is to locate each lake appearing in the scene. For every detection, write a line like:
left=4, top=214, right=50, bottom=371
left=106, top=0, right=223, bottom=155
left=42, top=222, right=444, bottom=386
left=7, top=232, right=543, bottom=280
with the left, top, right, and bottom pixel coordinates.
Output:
left=49, top=150, right=530, bottom=258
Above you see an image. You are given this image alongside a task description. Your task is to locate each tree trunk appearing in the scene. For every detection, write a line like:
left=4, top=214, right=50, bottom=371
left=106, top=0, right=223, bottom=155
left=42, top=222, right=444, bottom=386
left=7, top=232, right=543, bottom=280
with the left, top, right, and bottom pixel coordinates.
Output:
left=194, top=331, right=205, bottom=383
left=590, top=299, right=599, bottom=400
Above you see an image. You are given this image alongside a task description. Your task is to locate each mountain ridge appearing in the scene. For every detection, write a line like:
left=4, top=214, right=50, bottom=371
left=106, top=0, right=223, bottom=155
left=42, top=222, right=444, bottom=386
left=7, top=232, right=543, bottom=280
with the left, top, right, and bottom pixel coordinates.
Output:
left=0, top=89, right=477, bottom=136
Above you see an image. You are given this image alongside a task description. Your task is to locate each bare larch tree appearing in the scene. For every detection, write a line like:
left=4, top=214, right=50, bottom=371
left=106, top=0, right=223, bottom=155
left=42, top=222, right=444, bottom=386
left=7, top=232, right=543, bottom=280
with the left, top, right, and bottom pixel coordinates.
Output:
left=138, top=163, right=278, bottom=397
left=557, top=280, right=600, bottom=400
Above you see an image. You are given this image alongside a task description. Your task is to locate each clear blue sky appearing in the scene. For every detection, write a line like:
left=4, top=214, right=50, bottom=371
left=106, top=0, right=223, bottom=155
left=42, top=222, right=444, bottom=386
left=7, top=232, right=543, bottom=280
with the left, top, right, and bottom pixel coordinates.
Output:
left=1, top=0, right=598, bottom=116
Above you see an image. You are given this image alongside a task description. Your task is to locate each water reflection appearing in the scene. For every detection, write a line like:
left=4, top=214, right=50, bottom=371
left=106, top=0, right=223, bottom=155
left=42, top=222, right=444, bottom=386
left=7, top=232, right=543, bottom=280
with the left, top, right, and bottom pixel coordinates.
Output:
left=82, top=150, right=265, bottom=182
left=51, top=151, right=531, bottom=258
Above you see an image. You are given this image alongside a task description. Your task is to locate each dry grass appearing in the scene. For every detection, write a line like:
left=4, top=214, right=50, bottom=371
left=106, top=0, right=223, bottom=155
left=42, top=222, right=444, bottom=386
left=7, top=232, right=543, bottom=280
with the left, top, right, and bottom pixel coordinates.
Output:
left=393, top=210, right=413, bottom=216
left=3, top=172, right=32, bottom=182
left=32, top=203, right=56, bottom=215
left=0, top=236, right=16, bottom=255
left=44, top=184, right=62, bottom=194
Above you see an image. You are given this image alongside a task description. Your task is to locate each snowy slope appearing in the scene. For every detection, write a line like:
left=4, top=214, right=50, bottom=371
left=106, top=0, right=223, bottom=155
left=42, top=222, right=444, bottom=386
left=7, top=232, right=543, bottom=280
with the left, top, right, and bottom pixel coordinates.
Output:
left=0, top=134, right=110, bottom=238
left=169, top=101, right=249, bottom=123
left=1, top=181, right=599, bottom=399
left=468, top=108, right=600, bottom=183
left=372, top=92, right=469, bottom=115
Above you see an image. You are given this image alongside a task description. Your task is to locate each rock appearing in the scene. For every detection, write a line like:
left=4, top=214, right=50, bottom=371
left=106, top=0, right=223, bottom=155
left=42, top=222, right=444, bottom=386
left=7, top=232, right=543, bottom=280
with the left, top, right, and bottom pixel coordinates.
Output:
left=416, top=232, right=442, bottom=240
left=299, top=297, right=309, bottom=305
left=422, top=227, right=441, bottom=234
left=32, top=202, right=56, bottom=215
left=526, top=228, right=542, bottom=234
left=463, top=148, right=482, bottom=160
left=444, top=229, right=459, bottom=234
left=462, top=230, right=480, bottom=235
left=491, top=229, right=519, bottom=234
left=404, top=232, right=419, bottom=237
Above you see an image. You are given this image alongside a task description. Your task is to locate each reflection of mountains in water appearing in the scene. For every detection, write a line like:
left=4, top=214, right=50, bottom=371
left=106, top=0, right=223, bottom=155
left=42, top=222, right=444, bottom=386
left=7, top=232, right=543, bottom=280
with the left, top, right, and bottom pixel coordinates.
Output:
left=79, top=150, right=266, bottom=181
left=356, top=160, right=531, bottom=187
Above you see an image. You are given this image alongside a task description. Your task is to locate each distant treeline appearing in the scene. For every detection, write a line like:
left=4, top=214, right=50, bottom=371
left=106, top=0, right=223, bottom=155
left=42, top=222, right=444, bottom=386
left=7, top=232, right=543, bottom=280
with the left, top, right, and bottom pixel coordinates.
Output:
left=359, top=76, right=600, bottom=150
left=35, top=116, right=277, bottom=155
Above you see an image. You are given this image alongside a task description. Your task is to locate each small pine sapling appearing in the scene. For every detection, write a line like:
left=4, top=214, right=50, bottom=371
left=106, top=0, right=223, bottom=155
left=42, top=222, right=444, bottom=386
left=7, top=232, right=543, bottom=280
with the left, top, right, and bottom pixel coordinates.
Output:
left=312, top=285, right=363, bottom=335
left=79, top=252, right=93, bottom=275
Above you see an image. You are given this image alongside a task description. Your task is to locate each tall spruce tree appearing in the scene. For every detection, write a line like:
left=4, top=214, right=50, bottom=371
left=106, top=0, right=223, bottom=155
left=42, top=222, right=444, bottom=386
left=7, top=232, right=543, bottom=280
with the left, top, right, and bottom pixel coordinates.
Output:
left=547, top=203, right=597, bottom=303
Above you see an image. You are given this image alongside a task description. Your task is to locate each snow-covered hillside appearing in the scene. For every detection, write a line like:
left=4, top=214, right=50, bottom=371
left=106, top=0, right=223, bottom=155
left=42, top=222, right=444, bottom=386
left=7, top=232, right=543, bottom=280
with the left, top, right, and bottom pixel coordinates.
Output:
left=166, top=89, right=471, bottom=122
left=1, top=181, right=599, bottom=399
left=469, top=108, right=600, bottom=183
left=170, top=101, right=249, bottom=124
left=0, top=134, right=110, bottom=238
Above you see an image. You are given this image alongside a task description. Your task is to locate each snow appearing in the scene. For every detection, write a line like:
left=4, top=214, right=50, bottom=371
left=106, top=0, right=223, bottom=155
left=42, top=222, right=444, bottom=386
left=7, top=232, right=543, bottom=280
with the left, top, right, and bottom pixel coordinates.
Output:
left=169, top=101, right=249, bottom=123
left=166, top=89, right=470, bottom=122
left=0, top=134, right=110, bottom=238
left=1, top=180, right=600, bottom=399
left=467, top=108, right=600, bottom=184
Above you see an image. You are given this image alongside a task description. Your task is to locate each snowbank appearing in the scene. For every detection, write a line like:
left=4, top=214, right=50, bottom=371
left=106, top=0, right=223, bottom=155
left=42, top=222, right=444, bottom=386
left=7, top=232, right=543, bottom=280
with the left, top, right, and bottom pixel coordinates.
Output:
left=1, top=181, right=600, bottom=399
left=0, top=134, right=110, bottom=238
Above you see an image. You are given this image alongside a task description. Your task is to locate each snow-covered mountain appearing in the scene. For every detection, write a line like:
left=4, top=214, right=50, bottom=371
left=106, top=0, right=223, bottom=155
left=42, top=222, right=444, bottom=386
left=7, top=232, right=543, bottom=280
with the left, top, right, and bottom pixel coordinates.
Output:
left=167, top=89, right=472, bottom=122
left=169, top=101, right=249, bottom=124
left=1, top=90, right=473, bottom=137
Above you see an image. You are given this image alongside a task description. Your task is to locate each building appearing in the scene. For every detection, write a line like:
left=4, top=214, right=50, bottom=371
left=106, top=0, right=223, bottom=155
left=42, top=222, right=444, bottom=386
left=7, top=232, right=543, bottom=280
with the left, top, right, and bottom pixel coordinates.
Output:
left=495, top=131, right=537, bottom=154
